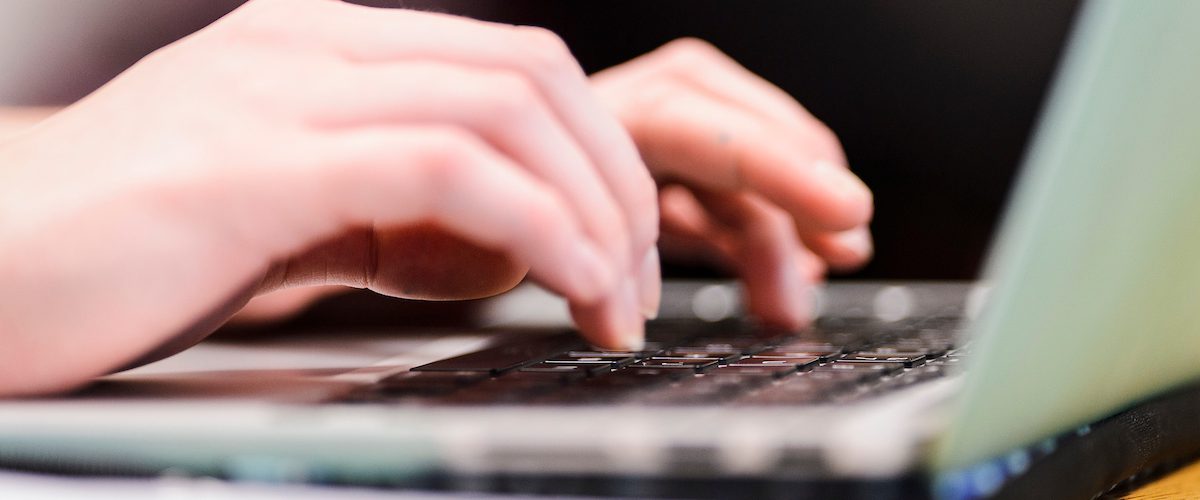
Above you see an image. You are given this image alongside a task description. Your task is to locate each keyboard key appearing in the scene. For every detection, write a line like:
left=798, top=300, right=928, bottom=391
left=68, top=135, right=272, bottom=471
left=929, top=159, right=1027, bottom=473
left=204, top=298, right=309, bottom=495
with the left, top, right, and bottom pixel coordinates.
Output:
left=518, top=363, right=590, bottom=381
left=630, top=357, right=720, bottom=372
left=840, top=353, right=926, bottom=368
left=660, top=347, right=743, bottom=364
left=544, top=353, right=636, bottom=368
left=565, top=343, right=667, bottom=358
left=815, top=361, right=904, bottom=380
left=708, top=365, right=799, bottom=377
left=730, top=356, right=819, bottom=371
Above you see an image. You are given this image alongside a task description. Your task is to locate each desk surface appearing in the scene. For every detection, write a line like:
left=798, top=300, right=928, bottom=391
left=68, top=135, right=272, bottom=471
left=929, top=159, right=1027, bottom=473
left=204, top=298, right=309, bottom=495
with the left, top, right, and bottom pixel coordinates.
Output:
left=1122, top=460, right=1200, bottom=499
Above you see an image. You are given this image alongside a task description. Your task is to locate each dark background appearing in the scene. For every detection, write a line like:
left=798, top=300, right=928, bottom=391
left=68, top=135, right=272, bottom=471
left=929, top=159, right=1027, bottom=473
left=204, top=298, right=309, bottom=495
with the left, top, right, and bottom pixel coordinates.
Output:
left=15, top=0, right=1081, bottom=280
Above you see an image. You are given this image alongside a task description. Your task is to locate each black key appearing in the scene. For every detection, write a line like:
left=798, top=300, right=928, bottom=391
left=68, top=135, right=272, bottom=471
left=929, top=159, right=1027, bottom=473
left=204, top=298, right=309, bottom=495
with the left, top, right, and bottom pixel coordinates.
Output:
left=856, top=348, right=933, bottom=357
left=566, top=342, right=667, bottom=358
left=731, top=356, right=819, bottom=371
left=754, top=352, right=841, bottom=364
left=840, top=353, right=926, bottom=368
left=708, top=365, right=799, bottom=378
left=518, top=363, right=590, bottom=381
left=545, top=353, right=637, bottom=368
left=411, top=334, right=579, bottom=375
left=630, top=357, right=720, bottom=372
left=877, top=341, right=949, bottom=358
left=660, top=347, right=743, bottom=364
left=815, top=361, right=904, bottom=380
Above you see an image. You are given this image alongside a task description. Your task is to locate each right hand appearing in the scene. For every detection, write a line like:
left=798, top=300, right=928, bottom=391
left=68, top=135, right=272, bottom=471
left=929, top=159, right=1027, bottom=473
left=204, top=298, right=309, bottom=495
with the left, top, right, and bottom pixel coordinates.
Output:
left=0, top=0, right=659, bottom=395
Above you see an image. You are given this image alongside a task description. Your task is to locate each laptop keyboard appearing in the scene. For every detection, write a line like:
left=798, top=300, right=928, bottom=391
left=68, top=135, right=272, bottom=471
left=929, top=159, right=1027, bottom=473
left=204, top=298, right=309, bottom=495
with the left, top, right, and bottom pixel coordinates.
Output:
left=347, top=314, right=966, bottom=406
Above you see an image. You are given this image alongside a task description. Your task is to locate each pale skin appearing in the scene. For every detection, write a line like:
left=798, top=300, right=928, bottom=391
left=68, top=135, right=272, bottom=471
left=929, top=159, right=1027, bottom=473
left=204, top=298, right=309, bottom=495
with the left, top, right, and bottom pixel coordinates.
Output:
left=0, top=0, right=872, bottom=397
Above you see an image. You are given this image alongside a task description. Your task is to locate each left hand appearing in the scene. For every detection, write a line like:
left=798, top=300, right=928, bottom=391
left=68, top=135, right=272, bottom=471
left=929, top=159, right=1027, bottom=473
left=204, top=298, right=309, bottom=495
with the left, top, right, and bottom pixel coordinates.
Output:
left=590, top=38, right=874, bottom=328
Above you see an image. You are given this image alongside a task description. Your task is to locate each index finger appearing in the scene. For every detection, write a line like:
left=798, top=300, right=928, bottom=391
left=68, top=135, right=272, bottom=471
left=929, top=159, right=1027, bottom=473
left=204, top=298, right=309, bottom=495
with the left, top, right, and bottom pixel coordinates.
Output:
left=627, top=85, right=873, bottom=232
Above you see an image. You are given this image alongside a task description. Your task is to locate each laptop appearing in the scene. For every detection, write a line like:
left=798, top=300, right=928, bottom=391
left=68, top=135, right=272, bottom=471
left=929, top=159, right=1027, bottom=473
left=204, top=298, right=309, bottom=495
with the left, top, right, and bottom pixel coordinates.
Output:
left=1, top=0, right=1199, bottom=498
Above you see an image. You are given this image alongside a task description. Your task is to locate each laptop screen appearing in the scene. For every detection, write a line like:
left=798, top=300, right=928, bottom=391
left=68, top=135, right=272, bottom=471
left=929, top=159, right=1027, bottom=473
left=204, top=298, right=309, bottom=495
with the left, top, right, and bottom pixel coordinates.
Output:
left=933, top=0, right=1200, bottom=471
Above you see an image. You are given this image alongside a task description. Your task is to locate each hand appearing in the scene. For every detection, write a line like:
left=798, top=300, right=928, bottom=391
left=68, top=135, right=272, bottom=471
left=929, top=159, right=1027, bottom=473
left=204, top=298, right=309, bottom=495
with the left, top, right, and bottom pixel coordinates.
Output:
left=0, top=0, right=660, bottom=396
left=591, top=39, right=874, bottom=327
left=234, top=39, right=877, bottom=329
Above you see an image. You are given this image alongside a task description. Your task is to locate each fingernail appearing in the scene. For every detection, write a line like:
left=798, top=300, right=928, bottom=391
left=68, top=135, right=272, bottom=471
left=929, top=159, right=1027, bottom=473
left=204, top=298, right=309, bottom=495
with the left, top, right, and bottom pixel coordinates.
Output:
left=621, top=278, right=646, bottom=350
left=571, top=240, right=617, bottom=302
left=813, top=160, right=872, bottom=208
left=834, top=228, right=874, bottom=261
left=637, top=247, right=662, bottom=320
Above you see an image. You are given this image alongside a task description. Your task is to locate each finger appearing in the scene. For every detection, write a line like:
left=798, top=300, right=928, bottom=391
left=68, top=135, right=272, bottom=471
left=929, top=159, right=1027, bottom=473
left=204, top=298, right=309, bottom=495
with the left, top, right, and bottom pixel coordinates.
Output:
left=669, top=186, right=813, bottom=328
left=596, top=38, right=846, bottom=164
left=304, top=61, right=633, bottom=277
left=254, top=126, right=619, bottom=310
left=266, top=224, right=529, bottom=301
left=570, top=279, right=643, bottom=351
left=623, top=85, right=872, bottom=233
left=661, top=186, right=829, bottom=284
left=658, top=185, right=736, bottom=268
left=802, top=226, right=874, bottom=272
left=796, top=245, right=828, bottom=283
left=231, top=0, right=660, bottom=278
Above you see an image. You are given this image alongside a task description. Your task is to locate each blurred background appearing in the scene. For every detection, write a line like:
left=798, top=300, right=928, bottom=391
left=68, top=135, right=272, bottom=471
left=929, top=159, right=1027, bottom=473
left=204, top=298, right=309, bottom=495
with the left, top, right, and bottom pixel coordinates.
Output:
left=0, top=0, right=1079, bottom=286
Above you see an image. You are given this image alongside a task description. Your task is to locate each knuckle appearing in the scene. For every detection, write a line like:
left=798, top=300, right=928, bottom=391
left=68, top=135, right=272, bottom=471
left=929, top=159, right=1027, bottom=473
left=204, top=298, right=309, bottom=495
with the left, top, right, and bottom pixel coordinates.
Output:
left=513, top=26, right=578, bottom=76
left=522, top=192, right=574, bottom=238
left=478, top=72, right=541, bottom=120
left=761, top=206, right=795, bottom=236
left=812, top=121, right=842, bottom=148
left=808, top=121, right=848, bottom=161
left=659, top=37, right=725, bottom=69
left=750, top=214, right=794, bottom=246
left=419, top=129, right=471, bottom=173
left=620, top=79, right=683, bottom=132
left=417, top=128, right=486, bottom=189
